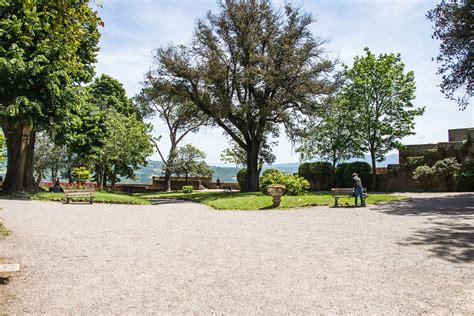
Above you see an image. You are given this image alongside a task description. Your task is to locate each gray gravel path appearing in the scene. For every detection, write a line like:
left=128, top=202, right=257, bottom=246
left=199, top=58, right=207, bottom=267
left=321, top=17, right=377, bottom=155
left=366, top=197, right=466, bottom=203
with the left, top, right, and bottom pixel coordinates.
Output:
left=1, top=193, right=473, bottom=314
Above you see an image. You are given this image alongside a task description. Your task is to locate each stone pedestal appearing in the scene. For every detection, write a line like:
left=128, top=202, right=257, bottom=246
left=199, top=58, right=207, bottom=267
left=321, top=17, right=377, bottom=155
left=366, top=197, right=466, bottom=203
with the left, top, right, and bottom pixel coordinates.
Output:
left=267, top=185, right=285, bottom=207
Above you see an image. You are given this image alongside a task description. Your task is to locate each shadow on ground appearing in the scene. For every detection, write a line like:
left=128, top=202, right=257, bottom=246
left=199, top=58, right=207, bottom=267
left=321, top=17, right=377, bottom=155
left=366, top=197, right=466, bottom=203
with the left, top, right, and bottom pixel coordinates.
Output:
left=149, top=198, right=192, bottom=206
left=377, top=194, right=474, bottom=263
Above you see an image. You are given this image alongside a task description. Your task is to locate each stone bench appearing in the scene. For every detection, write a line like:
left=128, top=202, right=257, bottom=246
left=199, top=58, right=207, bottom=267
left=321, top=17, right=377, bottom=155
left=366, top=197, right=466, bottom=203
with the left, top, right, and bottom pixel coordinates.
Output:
left=64, top=190, right=95, bottom=204
left=331, top=188, right=368, bottom=207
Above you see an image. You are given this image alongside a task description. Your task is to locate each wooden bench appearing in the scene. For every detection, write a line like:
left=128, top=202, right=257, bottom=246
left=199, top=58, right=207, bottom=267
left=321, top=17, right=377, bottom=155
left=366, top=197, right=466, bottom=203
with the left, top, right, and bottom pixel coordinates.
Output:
left=64, top=190, right=95, bottom=204
left=331, top=188, right=368, bottom=207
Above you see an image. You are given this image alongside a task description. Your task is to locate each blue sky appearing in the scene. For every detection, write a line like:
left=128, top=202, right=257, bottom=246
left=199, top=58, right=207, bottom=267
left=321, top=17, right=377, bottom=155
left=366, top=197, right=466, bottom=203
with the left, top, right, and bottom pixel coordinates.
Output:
left=95, top=0, right=473, bottom=165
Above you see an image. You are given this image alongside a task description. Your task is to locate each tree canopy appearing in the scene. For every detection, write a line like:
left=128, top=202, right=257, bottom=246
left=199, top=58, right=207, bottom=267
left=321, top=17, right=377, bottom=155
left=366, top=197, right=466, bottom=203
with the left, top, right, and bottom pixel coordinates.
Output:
left=427, top=0, right=473, bottom=109
left=0, top=0, right=101, bottom=192
left=148, top=0, right=335, bottom=191
left=342, top=48, right=425, bottom=190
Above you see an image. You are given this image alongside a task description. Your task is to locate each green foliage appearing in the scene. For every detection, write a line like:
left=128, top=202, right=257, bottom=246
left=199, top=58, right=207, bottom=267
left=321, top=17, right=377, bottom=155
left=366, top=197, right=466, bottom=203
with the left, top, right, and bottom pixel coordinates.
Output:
left=296, top=95, right=364, bottom=172
left=0, top=1, right=100, bottom=124
left=427, top=0, right=472, bottom=109
left=73, top=167, right=91, bottom=183
left=182, top=186, right=194, bottom=193
left=237, top=168, right=248, bottom=192
left=172, top=144, right=211, bottom=180
left=259, top=170, right=309, bottom=196
left=432, top=157, right=460, bottom=191
left=457, top=159, right=474, bottom=191
left=34, top=132, right=68, bottom=182
left=334, top=161, right=372, bottom=188
left=262, top=169, right=281, bottom=177
left=342, top=48, right=425, bottom=189
left=100, top=109, right=153, bottom=185
left=90, top=74, right=138, bottom=117
left=151, top=0, right=335, bottom=191
left=413, top=165, right=434, bottom=191
left=298, top=162, right=333, bottom=191
left=0, top=0, right=101, bottom=192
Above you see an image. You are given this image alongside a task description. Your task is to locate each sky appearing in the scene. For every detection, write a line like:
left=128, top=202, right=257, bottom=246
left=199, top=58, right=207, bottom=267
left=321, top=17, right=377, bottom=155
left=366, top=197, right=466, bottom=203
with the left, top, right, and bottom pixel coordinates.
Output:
left=94, top=0, right=473, bottom=166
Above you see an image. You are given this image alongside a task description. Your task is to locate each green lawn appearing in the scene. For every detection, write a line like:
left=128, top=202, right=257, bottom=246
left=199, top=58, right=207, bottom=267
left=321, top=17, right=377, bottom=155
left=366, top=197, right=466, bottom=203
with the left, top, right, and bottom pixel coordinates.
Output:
left=32, top=191, right=151, bottom=205
left=139, top=191, right=406, bottom=210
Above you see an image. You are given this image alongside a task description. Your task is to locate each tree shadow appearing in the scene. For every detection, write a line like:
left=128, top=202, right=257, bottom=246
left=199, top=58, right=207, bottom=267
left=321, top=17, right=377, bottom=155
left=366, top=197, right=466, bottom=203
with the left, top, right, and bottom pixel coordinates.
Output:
left=377, top=194, right=474, bottom=216
left=376, top=194, right=474, bottom=263
left=399, top=221, right=474, bottom=263
left=149, top=198, right=195, bottom=206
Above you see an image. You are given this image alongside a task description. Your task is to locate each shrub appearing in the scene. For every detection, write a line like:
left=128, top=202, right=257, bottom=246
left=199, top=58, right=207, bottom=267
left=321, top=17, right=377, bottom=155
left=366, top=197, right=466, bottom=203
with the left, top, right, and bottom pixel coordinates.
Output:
left=432, top=157, right=460, bottom=191
left=334, top=161, right=372, bottom=188
left=260, top=169, right=309, bottom=196
left=457, top=159, right=474, bottom=191
left=72, top=167, right=91, bottom=183
left=413, top=165, right=434, bottom=191
left=262, top=168, right=280, bottom=177
left=298, top=161, right=332, bottom=191
left=237, top=168, right=247, bottom=192
left=182, top=185, right=194, bottom=193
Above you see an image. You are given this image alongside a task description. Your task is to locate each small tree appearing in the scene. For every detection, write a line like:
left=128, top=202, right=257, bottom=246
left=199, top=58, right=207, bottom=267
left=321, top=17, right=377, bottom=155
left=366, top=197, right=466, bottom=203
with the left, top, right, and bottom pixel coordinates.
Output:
left=432, top=157, right=461, bottom=191
left=34, top=133, right=68, bottom=185
left=296, top=95, right=364, bottom=186
left=73, top=167, right=91, bottom=185
left=172, top=144, right=209, bottom=185
left=343, top=48, right=425, bottom=190
left=99, top=109, right=153, bottom=190
left=413, top=165, right=434, bottom=192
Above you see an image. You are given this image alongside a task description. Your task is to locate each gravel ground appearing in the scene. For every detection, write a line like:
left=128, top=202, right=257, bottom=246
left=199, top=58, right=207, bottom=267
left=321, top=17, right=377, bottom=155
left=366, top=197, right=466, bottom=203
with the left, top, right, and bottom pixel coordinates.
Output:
left=0, top=193, right=473, bottom=314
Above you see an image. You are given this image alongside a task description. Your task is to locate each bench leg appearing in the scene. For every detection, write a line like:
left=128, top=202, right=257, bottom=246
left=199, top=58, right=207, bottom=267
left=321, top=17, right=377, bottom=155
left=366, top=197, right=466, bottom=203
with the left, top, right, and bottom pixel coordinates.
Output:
left=334, top=197, right=339, bottom=207
left=65, top=198, right=70, bottom=204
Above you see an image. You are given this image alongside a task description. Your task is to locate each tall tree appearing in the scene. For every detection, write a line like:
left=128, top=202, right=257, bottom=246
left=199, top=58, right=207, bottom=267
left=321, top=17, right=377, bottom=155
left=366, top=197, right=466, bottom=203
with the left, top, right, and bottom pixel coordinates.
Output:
left=0, top=0, right=101, bottom=192
left=427, top=0, right=473, bottom=109
left=295, top=96, right=364, bottom=186
left=150, top=0, right=335, bottom=191
left=135, top=89, right=207, bottom=191
left=343, top=48, right=425, bottom=190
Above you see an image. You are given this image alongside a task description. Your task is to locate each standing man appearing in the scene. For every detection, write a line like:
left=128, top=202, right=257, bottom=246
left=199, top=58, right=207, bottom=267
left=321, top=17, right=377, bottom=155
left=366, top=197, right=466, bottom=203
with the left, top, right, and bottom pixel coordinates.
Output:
left=352, top=173, right=365, bottom=207
left=216, top=177, right=221, bottom=190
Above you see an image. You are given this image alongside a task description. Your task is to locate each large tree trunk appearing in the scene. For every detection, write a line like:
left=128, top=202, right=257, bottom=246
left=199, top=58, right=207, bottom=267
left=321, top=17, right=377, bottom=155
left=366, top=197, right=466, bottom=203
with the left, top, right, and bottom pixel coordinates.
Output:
left=164, top=147, right=176, bottom=192
left=246, top=141, right=260, bottom=192
left=2, top=119, right=38, bottom=192
left=370, top=149, right=377, bottom=191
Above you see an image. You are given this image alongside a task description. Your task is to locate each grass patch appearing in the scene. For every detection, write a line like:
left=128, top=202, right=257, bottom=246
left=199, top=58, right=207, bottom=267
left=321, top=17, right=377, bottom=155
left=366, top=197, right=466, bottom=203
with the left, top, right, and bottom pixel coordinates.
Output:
left=139, top=191, right=406, bottom=210
left=32, top=191, right=151, bottom=205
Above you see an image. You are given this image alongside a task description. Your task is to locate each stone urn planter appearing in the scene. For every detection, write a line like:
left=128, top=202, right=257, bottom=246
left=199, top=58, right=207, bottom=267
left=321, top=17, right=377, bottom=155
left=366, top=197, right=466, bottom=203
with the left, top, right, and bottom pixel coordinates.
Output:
left=267, top=185, right=285, bottom=207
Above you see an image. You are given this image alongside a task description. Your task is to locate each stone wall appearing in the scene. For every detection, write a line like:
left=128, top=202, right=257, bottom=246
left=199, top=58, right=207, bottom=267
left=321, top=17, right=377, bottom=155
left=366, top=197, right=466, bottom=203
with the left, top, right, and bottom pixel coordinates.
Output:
left=448, top=128, right=474, bottom=142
